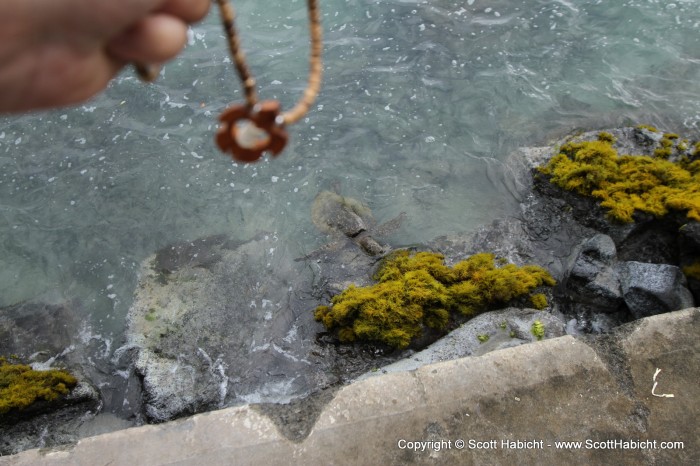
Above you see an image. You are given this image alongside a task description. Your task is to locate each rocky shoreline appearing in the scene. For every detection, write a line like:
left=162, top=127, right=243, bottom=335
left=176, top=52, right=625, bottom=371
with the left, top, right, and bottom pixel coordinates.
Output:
left=1, top=126, right=697, bottom=454
left=5, top=308, right=698, bottom=465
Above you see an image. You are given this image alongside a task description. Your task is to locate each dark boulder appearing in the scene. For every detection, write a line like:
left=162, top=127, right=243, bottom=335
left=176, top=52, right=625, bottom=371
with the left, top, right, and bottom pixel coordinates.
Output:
left=565, top=234, right=624, bottom=312
left=617, top=261, right=695, bottom=319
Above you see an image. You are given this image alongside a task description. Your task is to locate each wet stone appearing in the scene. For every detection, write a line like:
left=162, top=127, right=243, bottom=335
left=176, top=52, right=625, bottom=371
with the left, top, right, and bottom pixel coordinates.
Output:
left=566, top=234, right=624, bottom=312
left=617, top=261, right=695, bottom=319
left=0, top=302, right=102, bottom=456
left=126, top=232, right=406, bottom=423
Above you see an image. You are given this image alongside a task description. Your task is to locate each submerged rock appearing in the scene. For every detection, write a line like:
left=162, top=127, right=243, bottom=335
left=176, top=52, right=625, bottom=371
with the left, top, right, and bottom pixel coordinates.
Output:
left=305, top=188, right=405, bottom=258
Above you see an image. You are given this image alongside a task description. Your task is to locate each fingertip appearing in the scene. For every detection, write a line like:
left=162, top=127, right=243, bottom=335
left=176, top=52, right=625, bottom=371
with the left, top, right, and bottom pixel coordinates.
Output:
left=160, top=0, right=211, bottom=24
left=107, top=14, right=188, bottom=64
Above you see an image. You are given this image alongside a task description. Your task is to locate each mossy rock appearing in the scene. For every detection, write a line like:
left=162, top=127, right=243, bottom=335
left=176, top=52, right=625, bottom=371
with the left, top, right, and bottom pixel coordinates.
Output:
left=315, top=251, right=555, bottom=349
left=538, top=130, right=700, bottom=223
left=0, top=357, right=77, bottom=417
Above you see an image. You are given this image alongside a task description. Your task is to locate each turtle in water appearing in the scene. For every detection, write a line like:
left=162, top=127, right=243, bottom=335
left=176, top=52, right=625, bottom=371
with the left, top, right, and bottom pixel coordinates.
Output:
left=300, top=186, right=406, bottom=260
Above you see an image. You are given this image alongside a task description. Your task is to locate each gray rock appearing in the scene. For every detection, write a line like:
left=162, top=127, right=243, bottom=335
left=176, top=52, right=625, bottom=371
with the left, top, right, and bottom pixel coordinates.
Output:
left=617, top=261, right=695, bottom=318
left=364, top=307, right=566, bottom=376
left=576, top=233, right=618, bottom=265
left=633, top=125, right=664, bottom=146
left=565, top=234, right=623, bottom=311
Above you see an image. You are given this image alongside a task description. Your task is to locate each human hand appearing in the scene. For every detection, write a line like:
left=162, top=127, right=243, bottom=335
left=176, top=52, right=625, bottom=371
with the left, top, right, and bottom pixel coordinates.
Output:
left=0, top=0, right=210, bottom=113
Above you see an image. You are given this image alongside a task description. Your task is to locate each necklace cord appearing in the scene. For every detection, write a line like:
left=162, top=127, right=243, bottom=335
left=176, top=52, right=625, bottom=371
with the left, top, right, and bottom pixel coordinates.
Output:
left=216, top=0, right=322, bottom=125
left=281, top=0, right=323, bottom=125
left=216, top=0, right=258, bottom=108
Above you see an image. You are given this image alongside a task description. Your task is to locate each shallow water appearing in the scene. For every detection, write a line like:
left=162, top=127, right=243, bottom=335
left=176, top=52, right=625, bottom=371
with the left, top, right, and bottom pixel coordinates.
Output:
left=1, top=0, right=699, bottom=414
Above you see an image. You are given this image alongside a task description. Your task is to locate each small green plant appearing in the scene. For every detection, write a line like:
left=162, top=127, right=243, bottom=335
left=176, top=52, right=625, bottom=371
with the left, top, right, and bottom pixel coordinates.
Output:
left=499, top=320, right=507, bottom=330
left=145, top=308, right=157, bottom=322
left=477, top=334, right=490, bottom=343
left=315, top=251, right=555, bottom=349
left=0, top=357, right=77, bottom=414
left=509, top=330, right=517, bottom=338
left=531, top=320, right=545, bottom=341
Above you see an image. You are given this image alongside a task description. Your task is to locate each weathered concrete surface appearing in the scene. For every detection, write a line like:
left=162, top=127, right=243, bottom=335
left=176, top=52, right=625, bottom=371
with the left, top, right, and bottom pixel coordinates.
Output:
left=3, top=308, right=697, bottom=466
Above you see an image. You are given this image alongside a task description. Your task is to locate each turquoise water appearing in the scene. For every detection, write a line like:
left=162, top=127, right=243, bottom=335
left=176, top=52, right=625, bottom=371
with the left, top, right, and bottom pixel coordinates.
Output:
left=1, top=0, right=699, bottom=355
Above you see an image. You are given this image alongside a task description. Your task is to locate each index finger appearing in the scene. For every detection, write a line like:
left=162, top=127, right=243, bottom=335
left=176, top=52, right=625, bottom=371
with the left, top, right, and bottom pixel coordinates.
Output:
left=158, top=0, right=210, bottom=24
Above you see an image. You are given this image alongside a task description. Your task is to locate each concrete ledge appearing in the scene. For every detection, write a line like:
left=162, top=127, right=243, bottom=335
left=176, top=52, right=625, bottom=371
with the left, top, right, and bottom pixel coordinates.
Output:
left=2, top=309, right=697, bottom=465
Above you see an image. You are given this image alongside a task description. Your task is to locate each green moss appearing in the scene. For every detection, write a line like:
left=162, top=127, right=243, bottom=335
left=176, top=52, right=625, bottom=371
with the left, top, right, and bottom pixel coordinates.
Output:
left=477, top=334, right=490, bottom=343
left=0, top=357, right=77, bottom=414
left=530, top=293, right=548, bottom=310
left=597, top=131, right=616, bottom=143
left=654, top=134, right=680, bottom=159
left=636, top=124, right=658, bottom=132
left=509, top=330, right=517, bottom=338
left=315, top=251, right=555, bottom=349
left=499, top=320, right=507, bottom=330
left=538, top=137, right=700, bottom=223
left=145, top=308, right=157, bottom=322
left=682, top=261, right=700, bottom=281
left=654, top=147, right=673, bottom=159
left=694, top=142, right=700, bottom=157
left=531, top=320, right=546, bottom=341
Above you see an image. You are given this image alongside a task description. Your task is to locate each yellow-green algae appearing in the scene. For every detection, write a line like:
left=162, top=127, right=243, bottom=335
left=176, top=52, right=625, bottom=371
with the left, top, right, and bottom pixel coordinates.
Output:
left=531, top=320, right=546, bottom=341
left=0, top=357, right=77, bottom=414
left=635, top=124, right=658, bottom=132
left=530, top=293, right=548, bottom=310
left=315, top=251, right=555, bottom=349
left=538, top=135, right=700, bottom=223
left=597, top=131, right=616, bottom=144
